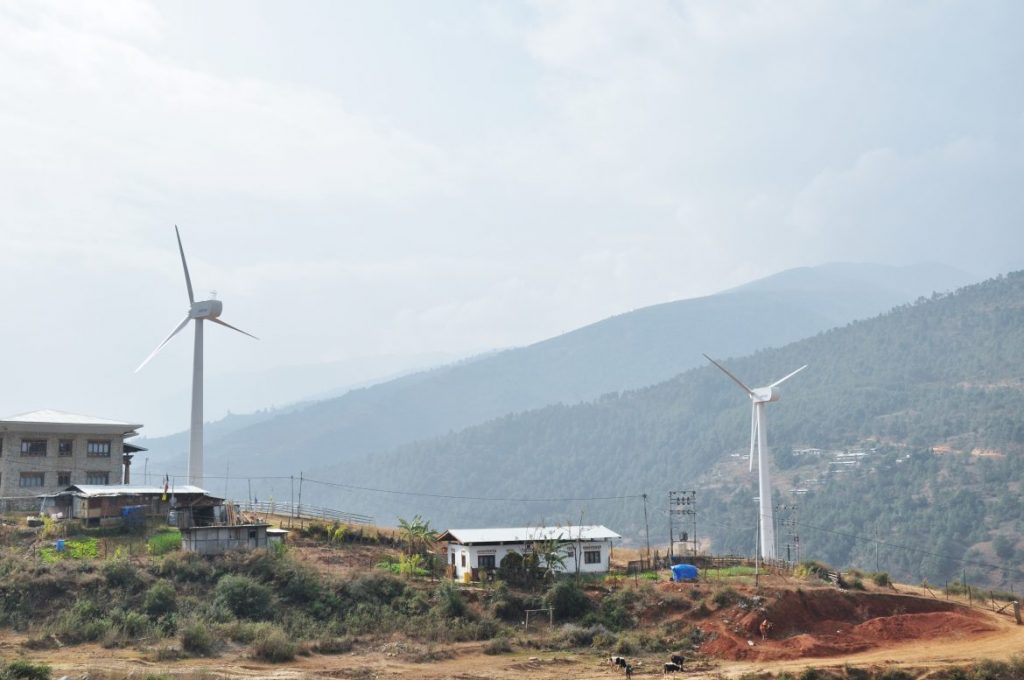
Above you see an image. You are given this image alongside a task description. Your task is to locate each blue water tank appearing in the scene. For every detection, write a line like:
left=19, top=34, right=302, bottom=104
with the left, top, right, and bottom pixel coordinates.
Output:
left=55, top=539, right=66, bottom=553
left=671, top=563, right=699, bottom=582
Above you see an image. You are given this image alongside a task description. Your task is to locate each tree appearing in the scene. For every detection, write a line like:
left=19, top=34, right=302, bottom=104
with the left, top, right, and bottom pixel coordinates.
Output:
left=397, top=515, right=439, bottom=557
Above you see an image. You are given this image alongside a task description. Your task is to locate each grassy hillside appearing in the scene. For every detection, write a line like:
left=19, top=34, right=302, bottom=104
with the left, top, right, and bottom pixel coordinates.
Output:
left=142, top=262, right=971, bottom=481
left=311, top=272, right=1024, bottom=587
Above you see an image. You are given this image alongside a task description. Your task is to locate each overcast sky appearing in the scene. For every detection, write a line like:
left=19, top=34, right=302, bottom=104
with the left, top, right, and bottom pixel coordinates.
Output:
left=1, top=1, right=1021, bottom=434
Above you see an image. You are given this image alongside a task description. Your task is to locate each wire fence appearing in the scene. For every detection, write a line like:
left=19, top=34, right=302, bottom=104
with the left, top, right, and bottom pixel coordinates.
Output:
left=233, top=499, right=373, bottom=526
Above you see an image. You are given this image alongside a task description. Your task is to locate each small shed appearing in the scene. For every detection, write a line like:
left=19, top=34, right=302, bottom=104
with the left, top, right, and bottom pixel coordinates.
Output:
left=181, top=523, right=272, bottom=555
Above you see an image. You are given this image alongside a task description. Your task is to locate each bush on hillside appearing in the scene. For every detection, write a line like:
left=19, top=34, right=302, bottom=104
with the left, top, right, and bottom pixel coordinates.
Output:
left=144, top=580, right=177, bottom=617
left=545, top=580, right=590, bottom=621
left=214, top=574, right=273, bottom=620
left=251, top=626, right=297, bottom=662
left=181, top=620, right=216, bottom=656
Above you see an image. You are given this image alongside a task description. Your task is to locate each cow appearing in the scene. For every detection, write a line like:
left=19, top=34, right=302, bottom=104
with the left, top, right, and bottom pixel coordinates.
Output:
left=670, top=654, right=685, bottom=667
left=610, top=656, right=628, bottom=668
left=760, top=618, right=774, bottom=641
left=664, top=662, right=683, bottom=673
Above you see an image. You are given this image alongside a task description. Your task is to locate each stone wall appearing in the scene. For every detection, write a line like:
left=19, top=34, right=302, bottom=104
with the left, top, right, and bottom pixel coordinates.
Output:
left=0, top=431, right=126, bottom=497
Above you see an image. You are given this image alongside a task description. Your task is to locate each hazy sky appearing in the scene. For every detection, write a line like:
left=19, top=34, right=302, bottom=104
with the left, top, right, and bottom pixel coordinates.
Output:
left=1, top=1, right=1021, bottom=434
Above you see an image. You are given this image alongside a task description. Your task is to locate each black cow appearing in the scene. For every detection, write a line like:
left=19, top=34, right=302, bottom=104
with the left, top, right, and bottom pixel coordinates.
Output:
left=670, top=654, right=685, bottom=667
left=664, top=662, right=683, bottom=674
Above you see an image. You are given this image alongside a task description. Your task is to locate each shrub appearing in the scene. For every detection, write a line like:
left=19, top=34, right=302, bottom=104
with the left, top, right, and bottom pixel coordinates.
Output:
left=432, top=582, right=468, bottom=619
left=1, top=659, right=52, bottom=680
left=313, top=636, right=354, bottom=654
left=159, top=552, right=213, bottom=583
left=848, top=578, right=866, bottom=591
left=103, top=559, right=141, bottom=590
left=144, top=580, right=178, bottom=617
left=252, top=626, right=297, bottom=662
left=181, top=621, right=216, bottom=656
left=713, top=587, right=740, bottom=607
left=555, top=623, right=607, bottom=648
left=483, top=637, right=512, bottom=655
left=214, top=574, right=273, bottom=620
left=871, top=572, right=891, bottom=587
left=545, top=580, right=590, bottom=621
left=147, top=530, right=181, bottom=556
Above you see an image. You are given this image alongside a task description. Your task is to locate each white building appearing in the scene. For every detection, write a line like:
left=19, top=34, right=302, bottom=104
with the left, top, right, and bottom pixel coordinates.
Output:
left=438, top=525, right=621, bottom=580
left=0, top=410, right=144, bottom=497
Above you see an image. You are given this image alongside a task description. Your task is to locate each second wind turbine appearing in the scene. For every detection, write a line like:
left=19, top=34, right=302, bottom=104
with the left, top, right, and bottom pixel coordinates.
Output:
left=704, top=354, right=806, bottom=561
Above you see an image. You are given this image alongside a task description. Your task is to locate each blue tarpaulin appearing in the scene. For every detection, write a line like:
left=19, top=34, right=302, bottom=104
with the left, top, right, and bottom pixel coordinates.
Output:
left=671, top=563, right=699, bottom=581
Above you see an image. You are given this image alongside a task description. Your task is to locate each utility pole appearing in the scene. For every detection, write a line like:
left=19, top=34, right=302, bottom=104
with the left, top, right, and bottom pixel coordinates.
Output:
left=642, top=494, right=652, bottom=563
left=290, top=475, right=295, bottom=528
left=248, top=478, right=253, bottom=509
left=298, top=471, right=304, bottom=519
left=668, top=490, right=696, bottom=561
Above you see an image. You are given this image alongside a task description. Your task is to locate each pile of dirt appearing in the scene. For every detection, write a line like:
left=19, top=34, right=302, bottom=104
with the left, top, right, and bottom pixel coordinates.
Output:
left=699, top=587, right=994, bottom=662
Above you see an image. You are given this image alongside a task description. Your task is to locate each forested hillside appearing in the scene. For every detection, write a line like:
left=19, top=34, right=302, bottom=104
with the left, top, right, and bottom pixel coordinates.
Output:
left=309, top=271, right=1024, bottom=587
left=142, top=262, right=969, bottom=477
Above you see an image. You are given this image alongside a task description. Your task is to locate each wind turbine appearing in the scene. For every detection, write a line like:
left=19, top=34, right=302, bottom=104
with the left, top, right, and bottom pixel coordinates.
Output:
left=136, top=227, right=257, bottom=487
left=703, top=354, right=806, bottom=561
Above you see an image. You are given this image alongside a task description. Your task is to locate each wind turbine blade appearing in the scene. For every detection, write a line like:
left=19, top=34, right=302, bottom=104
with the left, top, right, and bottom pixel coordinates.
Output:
left=211, top=318, right=259, bottom=340
left=175, top=225, right=195, bottom=304
left=769, top=364, right=808, bottom=388
left=135, top=316, right=191, bottom=372
left=703, top=354, right=755, bottom=396
left=749, top=403, right=757, bottom=473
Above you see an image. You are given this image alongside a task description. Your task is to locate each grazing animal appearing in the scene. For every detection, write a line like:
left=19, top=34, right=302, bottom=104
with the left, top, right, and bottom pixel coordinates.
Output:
left=670, top=654, right=685, bottom=667
left=760, top=618, right=773, bottom=641
left=664, top=662, right=682, bottom=673
left=611, top=656, right=628, bottom=668
left=625, top=663, right=634, bottom=678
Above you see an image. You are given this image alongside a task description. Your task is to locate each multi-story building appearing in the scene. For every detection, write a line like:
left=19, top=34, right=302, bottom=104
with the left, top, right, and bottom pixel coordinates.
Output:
left=0, top=410, right=144, bottom=497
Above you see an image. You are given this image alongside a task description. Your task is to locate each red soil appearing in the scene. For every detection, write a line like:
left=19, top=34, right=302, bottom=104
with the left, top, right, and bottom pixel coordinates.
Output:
left=671, top=586, right=996, bottom=662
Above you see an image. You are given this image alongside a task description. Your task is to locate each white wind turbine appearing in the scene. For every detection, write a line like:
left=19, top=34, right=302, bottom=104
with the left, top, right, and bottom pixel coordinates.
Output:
left=703, top=354, right=806, bottom=561
left=136, top=227, right=258, bottom=487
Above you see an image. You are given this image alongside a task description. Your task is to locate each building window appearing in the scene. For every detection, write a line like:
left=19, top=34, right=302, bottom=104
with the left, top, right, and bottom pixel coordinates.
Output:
left=461, top=553, right=466, bottom=568
left=58, top=439, right=73, bottom=456
left=19, top=472, right=45, bottom=488
left=57, top=472, right=72, bottom=486
left=85, top=471, right=109, bottom=485
left=584, top=549, right=601, bottom=565
left=87, top=440, right=111, bottom=457
left=20, top=440, right=47, bottom=457
left=478, top=554, right=496, bottom=569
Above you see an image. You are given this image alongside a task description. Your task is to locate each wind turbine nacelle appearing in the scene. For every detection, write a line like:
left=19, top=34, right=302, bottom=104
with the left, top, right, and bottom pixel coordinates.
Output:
left=189, top=300, right=223, bottom=320
left=752, top=387, right=779, bottom=403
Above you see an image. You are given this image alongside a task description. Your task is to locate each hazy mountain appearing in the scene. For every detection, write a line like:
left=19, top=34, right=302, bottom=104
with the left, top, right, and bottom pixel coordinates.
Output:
left=149, top=261, right=973, bottom=482
left=311, top=271, right=1024, bottom=587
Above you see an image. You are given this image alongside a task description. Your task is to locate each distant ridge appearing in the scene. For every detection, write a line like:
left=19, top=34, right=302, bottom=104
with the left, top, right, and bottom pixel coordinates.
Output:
left=142, top=262, right=974, bottom=488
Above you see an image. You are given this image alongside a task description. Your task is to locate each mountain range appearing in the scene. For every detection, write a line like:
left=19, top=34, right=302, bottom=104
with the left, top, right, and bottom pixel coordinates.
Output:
left=140, top=262, right=972, bottom=484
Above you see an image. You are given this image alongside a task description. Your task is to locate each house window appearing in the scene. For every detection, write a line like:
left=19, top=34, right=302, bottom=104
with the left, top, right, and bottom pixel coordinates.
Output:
left=20, top=440, right=47, bottom=456
left=85, top=471, right=109, bottom=485
left=478, top=554, right=496, bottom=569
left=461, top=553, right=466, bottom=568
left=58, top=439, right=73, bottom=456
left=87, top=440, right=111, bottom=457
left=565, top=547, right=575, bottom=558
left=584, top=549, right=601, bottom=565
left=57, top=472, right=72, bottom=486
left=19, top=472, right=45, bottom=488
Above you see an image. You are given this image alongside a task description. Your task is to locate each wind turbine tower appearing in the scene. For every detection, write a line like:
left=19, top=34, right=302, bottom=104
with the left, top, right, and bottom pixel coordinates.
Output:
left=703, top=354, right=806, bottom=561
left=137, top=227, right=258, bottom=487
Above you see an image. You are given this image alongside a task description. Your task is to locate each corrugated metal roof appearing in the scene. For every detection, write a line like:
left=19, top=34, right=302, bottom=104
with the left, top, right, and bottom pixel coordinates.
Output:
left=0, top=409, right=142, bottom=431
left=440, top=525, right=621, bottom=544
left=63, top=484, right=208, bottom=497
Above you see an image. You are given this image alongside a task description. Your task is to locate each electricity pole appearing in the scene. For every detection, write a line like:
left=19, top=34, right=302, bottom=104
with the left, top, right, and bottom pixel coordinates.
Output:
left=642, top=494, right=652, bottom=562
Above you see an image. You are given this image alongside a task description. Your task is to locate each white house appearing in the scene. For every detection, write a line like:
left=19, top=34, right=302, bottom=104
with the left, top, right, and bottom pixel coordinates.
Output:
left=438, top=525, right=621, bottom=581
